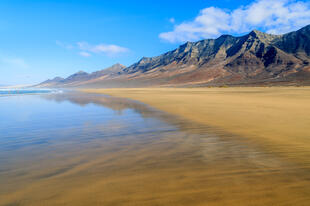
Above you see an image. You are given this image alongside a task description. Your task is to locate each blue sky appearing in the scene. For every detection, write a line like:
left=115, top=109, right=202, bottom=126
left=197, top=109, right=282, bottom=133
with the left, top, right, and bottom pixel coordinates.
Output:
left=1, top=0, right=310, bottom=85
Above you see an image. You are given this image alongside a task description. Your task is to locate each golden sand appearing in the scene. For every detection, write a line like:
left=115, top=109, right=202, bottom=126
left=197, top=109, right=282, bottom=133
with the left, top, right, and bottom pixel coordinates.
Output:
left=83, top=87, right=310, bottom=163
left=2, top=121, right=310, bottom=206
left=1, top=91, right=310, bottom=206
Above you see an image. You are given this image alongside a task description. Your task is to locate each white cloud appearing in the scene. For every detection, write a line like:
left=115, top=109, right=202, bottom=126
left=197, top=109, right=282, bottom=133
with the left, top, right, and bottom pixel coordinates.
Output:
left=76, top=42, right=89, bottom=51
left=0, top=57, right=29, bottom=69
left=56, top=40, right=74, bottom=49
left=77, top=42, right=129, bottom=56
left=57, top=40, right=129, bottom=57
left=159, top=0, right=310, bottom=43
left=79, top=51, right=91, bottom=57
left=169, top=18, right=175, bottom=23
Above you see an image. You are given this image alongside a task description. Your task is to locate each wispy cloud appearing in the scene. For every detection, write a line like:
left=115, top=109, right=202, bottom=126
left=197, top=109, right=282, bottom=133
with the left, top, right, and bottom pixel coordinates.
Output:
left=56, top=40, right=74, bottom=50
left=56, top=40, right=129, bottom=57
left=0, top=57, right=29, bottom=69
left=79, top=51, right=91, bottom=57
left=77, top=42, right=129, bottom=56
left=159, top=0, right=310, bottom=43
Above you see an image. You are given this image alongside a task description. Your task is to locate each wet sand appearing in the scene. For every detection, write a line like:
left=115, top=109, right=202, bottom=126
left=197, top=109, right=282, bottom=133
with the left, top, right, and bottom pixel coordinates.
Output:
left=1, top=92, right=310, bottom=206
left=84, top=87, right=310, bottom=163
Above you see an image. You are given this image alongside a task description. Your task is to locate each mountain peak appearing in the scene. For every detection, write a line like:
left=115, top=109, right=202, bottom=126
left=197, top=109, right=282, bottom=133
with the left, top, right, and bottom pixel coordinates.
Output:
left=111, top=63, right=126, bottom=68
left=52, top=77, right=64, bottom=81
left=37, top=25, right=310, bottom=88
left=249, top=29, right=266, bottom=38
left=251, top=29, right=262, bottom=34
left=247, top=29, right=280, bottom=43
left=138, top=57, right=151, bottom=63
left=182, top=41, right=193, bottom=47
left=76, top=70, right=88, bottom=75
left=218, top=34, right=233, bottom=39
left=101, top=63, right=126, bottom=73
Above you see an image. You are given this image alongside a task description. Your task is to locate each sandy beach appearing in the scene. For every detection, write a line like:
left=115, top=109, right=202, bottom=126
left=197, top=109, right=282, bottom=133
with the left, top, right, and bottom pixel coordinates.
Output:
left=1, top=91, right=310, bottom=206
left=83, top=87, right=310, bottom=163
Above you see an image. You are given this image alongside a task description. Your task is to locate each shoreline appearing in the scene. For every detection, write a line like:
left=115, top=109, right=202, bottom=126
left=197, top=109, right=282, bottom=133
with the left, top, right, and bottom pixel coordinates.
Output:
left=82, top=87, right=310, bottom=164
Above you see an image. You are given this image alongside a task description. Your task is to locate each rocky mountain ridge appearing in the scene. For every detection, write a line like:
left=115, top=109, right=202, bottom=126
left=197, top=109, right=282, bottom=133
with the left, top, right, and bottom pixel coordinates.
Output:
left=38, top=63, right=126, bottom=87
left=38, top=25, right=310, bottom=87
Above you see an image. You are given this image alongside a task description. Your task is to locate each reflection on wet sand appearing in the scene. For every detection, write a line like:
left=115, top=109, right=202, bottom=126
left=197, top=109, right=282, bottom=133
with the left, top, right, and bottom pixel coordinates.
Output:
left=1, top=92, right=310, bottom=206
left=43, top=92, right=215, bottom=133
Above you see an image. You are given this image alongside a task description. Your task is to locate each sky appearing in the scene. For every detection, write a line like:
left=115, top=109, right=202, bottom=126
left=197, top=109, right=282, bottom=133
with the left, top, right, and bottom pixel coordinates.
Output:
left=0, top=0, right=310, bottom=85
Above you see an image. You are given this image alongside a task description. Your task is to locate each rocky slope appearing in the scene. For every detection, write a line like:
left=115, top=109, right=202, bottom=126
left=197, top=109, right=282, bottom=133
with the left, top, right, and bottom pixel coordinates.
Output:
left=38, top=25, right=310, bottom=87
left=37, top=63, right=126, bottom=87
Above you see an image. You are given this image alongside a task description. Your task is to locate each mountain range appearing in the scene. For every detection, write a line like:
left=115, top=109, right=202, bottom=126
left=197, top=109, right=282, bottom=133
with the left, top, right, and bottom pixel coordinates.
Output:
left=37, top=25, right=310, bottom=88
